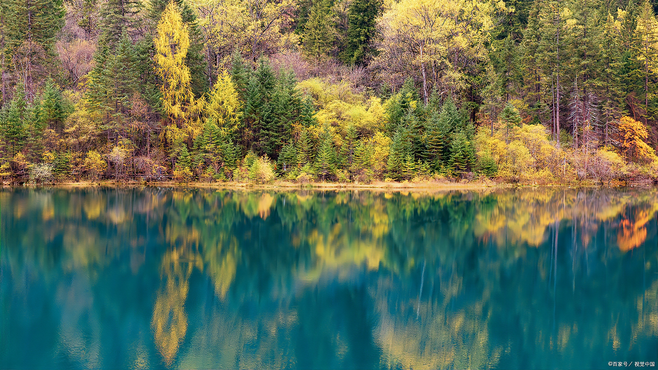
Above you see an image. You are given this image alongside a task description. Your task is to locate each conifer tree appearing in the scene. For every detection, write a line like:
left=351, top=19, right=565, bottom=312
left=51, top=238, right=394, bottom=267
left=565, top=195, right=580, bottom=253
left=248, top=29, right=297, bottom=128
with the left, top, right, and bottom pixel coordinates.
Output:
left=87, top=32, right=139, bottom=141
left=633, top=0, right=658, bottom=123
left=4, top=0, right=64, bottom=99
left=302, top=0, right=336, bottom=59
left=424, top=110, right=450, bottom=170
left=206, top=70, right=242, bottom=138
left=1, top=89, right=27, bottom=157
left=315, top=126, right=336, bottom=180
left=341, top=124, right=358, bottom=172
left=278, top=141, right=298, bottom=174
left=154, top=1, right=193, bottom=127
left=98, top=0, right=141, bottom=48
left=40, top=79, right=70, bottom=133
left=342, top=0, right=383, bottom=65
left=149, top=0, right=208, bottom=97
left=297, top=128, right=313, bottom=168
left=387, top=127, right=411, bottom=180
left=449, top=130, right=471, bottom=175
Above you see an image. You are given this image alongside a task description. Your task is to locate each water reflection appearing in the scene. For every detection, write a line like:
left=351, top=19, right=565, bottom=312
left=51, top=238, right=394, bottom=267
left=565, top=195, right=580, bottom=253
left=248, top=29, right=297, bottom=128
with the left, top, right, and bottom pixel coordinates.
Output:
left=1, top=188, right=657, bottom=369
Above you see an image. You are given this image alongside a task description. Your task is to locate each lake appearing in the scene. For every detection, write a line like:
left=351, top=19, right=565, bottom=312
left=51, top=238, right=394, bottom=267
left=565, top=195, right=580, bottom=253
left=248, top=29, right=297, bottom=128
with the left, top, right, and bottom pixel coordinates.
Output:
left=1, top=188, right=657, bottom=370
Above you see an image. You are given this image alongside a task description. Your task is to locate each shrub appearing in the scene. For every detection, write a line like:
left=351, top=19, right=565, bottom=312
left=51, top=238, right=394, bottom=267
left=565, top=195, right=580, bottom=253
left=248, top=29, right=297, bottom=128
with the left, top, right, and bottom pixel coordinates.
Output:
left=29, top=163, right=53, bottom=184
left=248, top=156, right=276, bottom=184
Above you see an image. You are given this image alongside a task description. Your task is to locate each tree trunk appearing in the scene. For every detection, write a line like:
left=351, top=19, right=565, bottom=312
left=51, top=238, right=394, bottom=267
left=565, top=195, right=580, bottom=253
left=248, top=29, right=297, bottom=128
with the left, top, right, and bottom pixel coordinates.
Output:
left=420, top=43, right=428, bottom=105
left=555, top=8, right=561, bottom=148
left=645, top=44, right=649, bottom=125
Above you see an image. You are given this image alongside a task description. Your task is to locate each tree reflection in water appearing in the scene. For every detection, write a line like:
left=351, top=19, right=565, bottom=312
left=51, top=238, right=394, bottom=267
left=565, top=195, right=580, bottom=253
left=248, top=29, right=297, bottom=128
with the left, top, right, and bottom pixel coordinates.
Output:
left=0, top=188, right=657, bottom=369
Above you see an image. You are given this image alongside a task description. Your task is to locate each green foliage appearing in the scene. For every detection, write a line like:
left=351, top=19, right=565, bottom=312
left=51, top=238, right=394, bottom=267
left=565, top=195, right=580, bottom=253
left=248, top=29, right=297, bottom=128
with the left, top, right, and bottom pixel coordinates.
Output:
left=277, top=141, right=297, bottom=175
left=302, top=0, right=336, bottom=60
left=342, top=0, right=383, bottom=65
left=315, top=126, right=337, bottom=180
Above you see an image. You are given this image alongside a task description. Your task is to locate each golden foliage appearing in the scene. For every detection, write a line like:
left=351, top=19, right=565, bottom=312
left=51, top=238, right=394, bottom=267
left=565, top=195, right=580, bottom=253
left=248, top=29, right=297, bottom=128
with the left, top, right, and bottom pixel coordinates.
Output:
left=206, top=70, right=242, bottom=136
left=155, top=1, right=195, bottom=127
left=618, top=116, right=657, bottom=163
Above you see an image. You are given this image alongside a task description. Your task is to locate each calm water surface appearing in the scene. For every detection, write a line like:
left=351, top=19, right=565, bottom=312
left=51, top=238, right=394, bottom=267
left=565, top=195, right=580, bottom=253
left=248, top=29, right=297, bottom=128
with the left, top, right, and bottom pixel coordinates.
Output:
left=1, top=188, right=657, bottom=370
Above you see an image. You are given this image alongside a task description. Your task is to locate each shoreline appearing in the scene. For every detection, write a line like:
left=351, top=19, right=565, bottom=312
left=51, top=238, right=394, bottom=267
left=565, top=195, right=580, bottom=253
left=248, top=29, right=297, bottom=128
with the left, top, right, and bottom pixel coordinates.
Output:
left=3, top=179, right=653, bottom=192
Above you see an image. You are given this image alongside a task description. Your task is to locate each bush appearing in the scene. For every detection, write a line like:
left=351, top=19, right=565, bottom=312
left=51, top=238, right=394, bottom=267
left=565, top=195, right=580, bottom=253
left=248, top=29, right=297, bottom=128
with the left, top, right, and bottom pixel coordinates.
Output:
left=29, top=164, right=54, bottom=184
left=248, top=156, right=276, bottom=184
left=583, top=148, right=627, bottom=183
left=173, top=166, right=193, bottom=182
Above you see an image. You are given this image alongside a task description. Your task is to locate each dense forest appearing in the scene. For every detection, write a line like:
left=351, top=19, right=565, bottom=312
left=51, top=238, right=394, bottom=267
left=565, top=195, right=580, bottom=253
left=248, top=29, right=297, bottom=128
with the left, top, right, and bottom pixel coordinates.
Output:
left=2, top=0, right=658, bottom=184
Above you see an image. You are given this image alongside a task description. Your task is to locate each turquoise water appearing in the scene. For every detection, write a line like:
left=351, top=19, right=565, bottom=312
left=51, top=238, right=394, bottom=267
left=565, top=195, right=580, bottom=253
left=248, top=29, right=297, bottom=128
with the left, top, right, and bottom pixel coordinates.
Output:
left=0, top=188, right=657, bottom=370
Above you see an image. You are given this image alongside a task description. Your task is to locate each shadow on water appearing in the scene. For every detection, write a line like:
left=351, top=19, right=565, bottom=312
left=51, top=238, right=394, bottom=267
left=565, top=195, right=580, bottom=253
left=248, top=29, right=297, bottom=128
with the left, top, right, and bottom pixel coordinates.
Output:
left=1, top=187, right=657, bottom=369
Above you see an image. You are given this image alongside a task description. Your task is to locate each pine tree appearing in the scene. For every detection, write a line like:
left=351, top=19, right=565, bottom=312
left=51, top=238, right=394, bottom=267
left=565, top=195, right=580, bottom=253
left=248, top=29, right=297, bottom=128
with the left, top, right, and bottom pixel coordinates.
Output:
left=230, top=52, right=250, bottom=101
left=387, top=127, right=411, bottom=180
left=244, top=58, right=276, bottom=155
left=600, top=11, right=626, bottom=145
left=4, top=0, right=64, bottom=99
left=302, top=0, right=336, bottom=59
left=341, top=0, right=383, bottom=65
left=87, top=31, right=139, bottom=140
left=40, top=79, right=70, bottom=133
left=277, top=141, right=298, bottom=174
left=449, top=130, right=471, bottom=175
left=315, top=126, right=336, bottom=180
left=263, top=70, right=301, bottom=159
left=385, top=78, right=419, bottom=135
left=424, top=110, right=449, bottom=170
left=341, top=124, right=358, bottom=172
left=297, top=128, right=313, bottom=167
left=98, top=0, right=141, bottom=48
left=25, top=103, right=45, bottom=162
left=1, top=89, right=27, bottom=157
left=633, top=0, right=658, bottom=123
left=500, top=102, right=522, bottom=142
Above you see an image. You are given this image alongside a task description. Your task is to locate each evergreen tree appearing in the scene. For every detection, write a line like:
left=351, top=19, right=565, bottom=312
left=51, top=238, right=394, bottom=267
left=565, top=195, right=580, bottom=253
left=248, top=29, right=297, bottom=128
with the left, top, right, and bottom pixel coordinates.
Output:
left=302, top=0, right=336, bottom=59
left=278, top=141, right=298, bottom=174
left=87, top=31, right=139, bottom=140
left=424, top=110, right=450, bottom=170
left=341, top=0, right=383, bottom=65
left=341, top=124, right=358, bottom=172
left=40, top=79, right=70, bottom=133
left=24, top=101, right=44, bottom=161
left=297, top=128, right=313, bottom=167
left=600, top=11, right=626, bottom=145
left=4, top=0, right=65, bottom=99
left=633, top=0, right=658, bottom=123
left=1, top=89, right=27, bottom=157
left=98, top=0, right=141, bottom=47
left=230, top=52, right=250, bottom=101
left=386, top=78, right=420, bottom=135
left=449, top=130, right=471, bottom=175
left=263, top=71, right=301, bottom=159
left=315, top=126, right=336, bottom=180
left=500, top=102, right=522, bottom=141
left=387, top=127, right=411, bottom=180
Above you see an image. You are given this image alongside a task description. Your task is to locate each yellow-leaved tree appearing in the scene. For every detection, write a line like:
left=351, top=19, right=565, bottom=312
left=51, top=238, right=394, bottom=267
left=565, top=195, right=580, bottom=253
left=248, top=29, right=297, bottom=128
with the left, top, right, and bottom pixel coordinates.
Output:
left=155, top=1, right=195, bottom=129
left=618, top=116, right=656, bottom=163
left=206, top=70, right=242, bottom=137
left=378, top=0, right=505, bottom=103
left=188, top=0, right=295, bottom=63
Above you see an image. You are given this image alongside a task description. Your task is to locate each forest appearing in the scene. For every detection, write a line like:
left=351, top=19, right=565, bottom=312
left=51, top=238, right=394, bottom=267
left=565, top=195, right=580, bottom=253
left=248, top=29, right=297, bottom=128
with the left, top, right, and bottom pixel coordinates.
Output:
left=2, top=0, right=658, bottom=184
